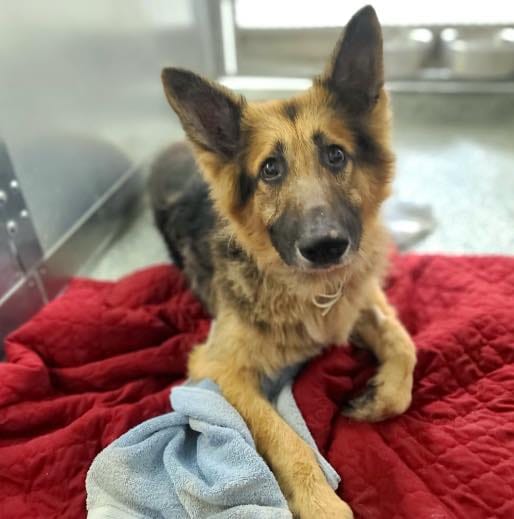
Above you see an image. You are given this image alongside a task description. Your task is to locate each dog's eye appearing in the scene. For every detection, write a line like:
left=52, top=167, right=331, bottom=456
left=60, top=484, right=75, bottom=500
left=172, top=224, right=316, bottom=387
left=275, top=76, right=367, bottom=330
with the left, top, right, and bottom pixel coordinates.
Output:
left=260, top=157, right=282, bottom=182
left=325, top=145, right=346, bottom=168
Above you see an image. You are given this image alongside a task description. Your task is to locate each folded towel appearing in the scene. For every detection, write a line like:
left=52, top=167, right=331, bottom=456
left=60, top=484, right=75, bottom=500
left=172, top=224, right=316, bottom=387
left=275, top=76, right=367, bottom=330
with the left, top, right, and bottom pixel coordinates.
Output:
left=86, top=370, right=340, bottom=519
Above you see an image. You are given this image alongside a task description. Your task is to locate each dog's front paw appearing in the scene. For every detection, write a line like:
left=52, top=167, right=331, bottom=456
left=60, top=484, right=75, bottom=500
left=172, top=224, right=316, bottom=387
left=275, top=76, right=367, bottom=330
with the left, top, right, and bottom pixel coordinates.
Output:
left=290, top=485, right=353, bottom=519
left=342, top=371, right=413, bottom=422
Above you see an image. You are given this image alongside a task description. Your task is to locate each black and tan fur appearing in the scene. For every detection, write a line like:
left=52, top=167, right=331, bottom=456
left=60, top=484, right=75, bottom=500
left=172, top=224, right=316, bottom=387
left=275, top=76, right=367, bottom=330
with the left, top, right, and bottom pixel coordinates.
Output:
left=150, top=6, right=416, bottom=517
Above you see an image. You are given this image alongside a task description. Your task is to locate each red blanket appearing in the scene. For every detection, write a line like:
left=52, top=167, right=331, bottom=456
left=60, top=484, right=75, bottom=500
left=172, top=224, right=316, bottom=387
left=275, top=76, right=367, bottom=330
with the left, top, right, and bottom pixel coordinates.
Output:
left=0, top=255, right=513, bottom=519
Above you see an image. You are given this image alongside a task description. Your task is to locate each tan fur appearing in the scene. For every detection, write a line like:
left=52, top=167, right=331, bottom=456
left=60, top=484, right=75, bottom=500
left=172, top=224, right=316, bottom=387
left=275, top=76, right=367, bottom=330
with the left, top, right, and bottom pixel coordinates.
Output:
left=348, top=283, right=417, bottom=421
left=158, top=7, right=417, bottom=517
left=185, top=83, right=413, bottom=514
left=196, top=84, right=393, bottom=276
left=188, top=316, right=354, bottom=518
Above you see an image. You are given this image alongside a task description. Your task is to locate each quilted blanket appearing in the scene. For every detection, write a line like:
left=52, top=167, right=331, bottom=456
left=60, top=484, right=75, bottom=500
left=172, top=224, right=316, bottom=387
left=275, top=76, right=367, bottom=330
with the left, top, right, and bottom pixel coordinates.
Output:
left=0, top=255, right=513, bottom=519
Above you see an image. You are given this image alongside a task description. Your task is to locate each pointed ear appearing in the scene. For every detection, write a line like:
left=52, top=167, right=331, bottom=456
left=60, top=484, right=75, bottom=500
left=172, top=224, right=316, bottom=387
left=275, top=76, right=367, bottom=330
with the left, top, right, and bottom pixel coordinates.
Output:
left=161, top=68, right=243, bottom=158
left=325, top=5, right=383, bottom=114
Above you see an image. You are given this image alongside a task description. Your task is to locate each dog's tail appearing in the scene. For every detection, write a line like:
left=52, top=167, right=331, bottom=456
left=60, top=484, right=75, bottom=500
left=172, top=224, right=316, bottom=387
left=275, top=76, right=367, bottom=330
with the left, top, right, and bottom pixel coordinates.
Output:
left=148, top=141, right=197, bottom=233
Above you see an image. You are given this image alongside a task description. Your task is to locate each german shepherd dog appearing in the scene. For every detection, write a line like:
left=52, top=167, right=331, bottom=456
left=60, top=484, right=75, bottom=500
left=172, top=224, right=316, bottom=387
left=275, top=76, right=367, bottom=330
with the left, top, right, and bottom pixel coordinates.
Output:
left=150, top=6, right=416, bottom=517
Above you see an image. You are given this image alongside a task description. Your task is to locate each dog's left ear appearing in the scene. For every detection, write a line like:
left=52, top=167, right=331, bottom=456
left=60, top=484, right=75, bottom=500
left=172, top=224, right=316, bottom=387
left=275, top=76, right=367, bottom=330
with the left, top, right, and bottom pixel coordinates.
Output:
left=325, top=5, right=383, bottom=114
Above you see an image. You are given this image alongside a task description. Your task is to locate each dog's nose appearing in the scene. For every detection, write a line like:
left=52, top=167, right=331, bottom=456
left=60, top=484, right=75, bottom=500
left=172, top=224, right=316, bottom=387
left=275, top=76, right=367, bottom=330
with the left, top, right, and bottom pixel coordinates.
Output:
left=298, top=235, right=350, bottom=266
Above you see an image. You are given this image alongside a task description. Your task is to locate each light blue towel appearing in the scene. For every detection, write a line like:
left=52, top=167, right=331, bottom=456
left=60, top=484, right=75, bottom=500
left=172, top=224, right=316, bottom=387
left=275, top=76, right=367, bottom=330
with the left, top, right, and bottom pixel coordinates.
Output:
left=86, top=371, right=340, bottom=519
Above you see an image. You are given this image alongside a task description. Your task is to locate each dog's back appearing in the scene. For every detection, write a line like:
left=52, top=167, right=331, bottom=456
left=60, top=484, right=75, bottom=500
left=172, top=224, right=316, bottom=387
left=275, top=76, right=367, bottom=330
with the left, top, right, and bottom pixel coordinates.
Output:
left=148, top=142, right=216, bottom=307
left=148, top=141, right=200, bottom=244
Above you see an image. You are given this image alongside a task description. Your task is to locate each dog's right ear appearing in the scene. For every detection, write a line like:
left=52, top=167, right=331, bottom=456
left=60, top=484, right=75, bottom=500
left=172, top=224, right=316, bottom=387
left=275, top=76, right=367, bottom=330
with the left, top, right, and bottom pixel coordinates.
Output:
left=161, top=68, right=243, bottom=159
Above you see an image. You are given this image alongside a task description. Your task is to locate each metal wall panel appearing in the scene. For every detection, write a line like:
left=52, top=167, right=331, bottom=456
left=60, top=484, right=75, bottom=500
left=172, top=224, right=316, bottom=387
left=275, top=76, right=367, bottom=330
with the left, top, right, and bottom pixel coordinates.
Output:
left=0, top=0, right=217, bottom=254
left=0, top=0, right=223, bottom=351
left=0, top=141, right=43, bottom=295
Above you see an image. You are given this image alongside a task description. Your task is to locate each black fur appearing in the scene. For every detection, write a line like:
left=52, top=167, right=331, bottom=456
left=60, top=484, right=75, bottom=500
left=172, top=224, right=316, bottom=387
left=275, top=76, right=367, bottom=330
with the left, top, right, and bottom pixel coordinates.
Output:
left=325, top=5, right=383, bottom=115
left=161, top=68, right=243, bottom=159
left=149, top=143, right=216, bottom=308
left=268, top=209, right=300, bottom=266
left=353, top=126, right=389, bottom=168
left=237, top=169, right=257, bottom=207
left=342, top=380, right=378, bottom=414
left=269, top=198, right=362, bottom=267
left=283, top=102, right=298, bottom=122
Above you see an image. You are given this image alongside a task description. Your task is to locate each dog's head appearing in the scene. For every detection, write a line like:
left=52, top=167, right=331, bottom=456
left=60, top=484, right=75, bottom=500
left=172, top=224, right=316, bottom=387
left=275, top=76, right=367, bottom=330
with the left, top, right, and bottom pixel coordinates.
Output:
left=162, top=5, right=393, bottom=273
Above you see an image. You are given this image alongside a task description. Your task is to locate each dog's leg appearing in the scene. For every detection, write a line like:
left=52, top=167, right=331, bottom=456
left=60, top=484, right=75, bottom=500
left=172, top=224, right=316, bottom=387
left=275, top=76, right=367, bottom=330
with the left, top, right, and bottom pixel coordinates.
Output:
left=188, top=323, right=353, bottom=519
left=343, top=282, right=416, bottom=422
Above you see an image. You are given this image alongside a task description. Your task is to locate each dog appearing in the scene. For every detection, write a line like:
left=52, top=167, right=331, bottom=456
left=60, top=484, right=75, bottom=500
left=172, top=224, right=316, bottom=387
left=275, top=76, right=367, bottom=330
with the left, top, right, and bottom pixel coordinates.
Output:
left=149, top=5, right=416, bottom=517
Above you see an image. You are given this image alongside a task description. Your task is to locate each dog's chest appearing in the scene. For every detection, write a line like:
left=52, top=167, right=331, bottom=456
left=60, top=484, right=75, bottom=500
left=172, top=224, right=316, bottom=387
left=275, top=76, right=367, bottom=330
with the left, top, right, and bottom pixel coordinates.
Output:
left=303, top=295, right=360, bottom=346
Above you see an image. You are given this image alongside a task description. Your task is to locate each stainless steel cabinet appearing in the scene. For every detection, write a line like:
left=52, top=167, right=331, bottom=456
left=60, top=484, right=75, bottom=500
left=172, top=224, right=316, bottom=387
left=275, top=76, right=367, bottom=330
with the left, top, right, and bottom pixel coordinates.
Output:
left=0, top=0, right=221, bottom=348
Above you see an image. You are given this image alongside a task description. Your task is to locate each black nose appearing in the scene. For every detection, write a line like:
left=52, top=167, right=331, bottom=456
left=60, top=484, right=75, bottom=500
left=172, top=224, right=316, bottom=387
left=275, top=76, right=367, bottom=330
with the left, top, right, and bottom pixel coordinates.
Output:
left=298, top=236, right=350, bottom=266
